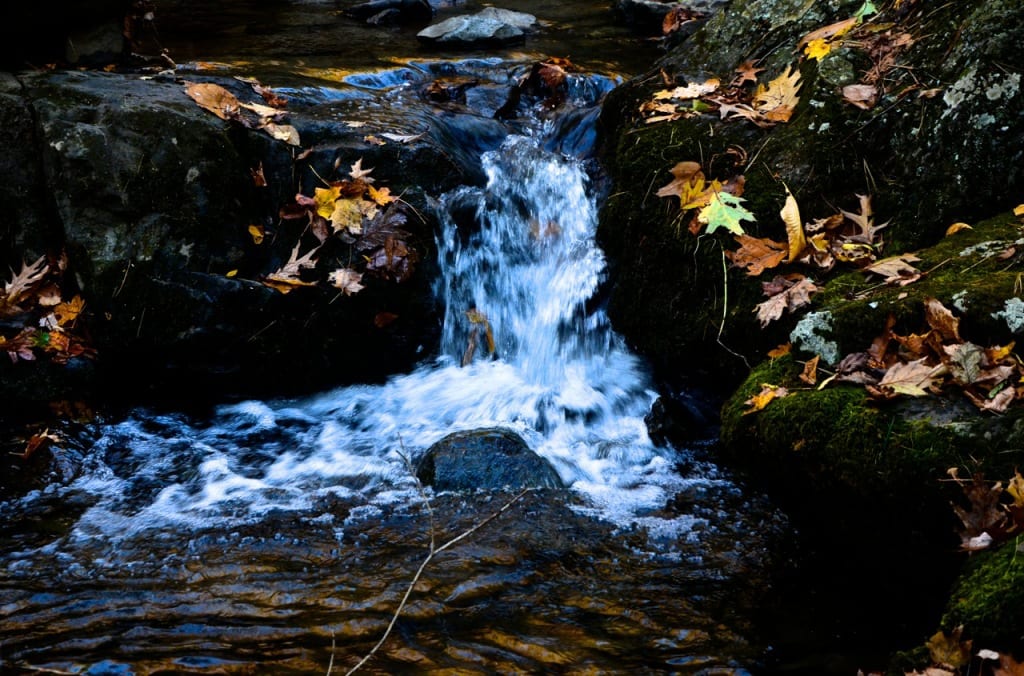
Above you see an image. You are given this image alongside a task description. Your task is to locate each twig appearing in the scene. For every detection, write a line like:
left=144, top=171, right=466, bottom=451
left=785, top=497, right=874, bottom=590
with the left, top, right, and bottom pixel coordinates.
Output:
left=339, top=445, right=528, bottom=676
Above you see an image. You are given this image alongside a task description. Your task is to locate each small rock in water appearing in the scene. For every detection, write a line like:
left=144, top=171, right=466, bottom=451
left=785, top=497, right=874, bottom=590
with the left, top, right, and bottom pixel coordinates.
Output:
left=417, top=7, right=537, bottom=48
left=417, top=428, right=564, bottom=491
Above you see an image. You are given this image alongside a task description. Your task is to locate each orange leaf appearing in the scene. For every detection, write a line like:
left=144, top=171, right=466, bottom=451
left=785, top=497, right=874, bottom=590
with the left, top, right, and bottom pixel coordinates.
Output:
left=743, top=383, right=789, bottom=414
left=799, top=355, right=820, bottom=385
left=726, top=234, right=787, bottom=276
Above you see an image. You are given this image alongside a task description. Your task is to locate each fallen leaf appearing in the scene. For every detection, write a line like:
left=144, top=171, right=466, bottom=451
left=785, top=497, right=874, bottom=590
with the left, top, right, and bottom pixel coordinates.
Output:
left=842, top=83, right=878, bottom=109
left=4, top=256, right=49, bottom=307
left=1014, top=204, right=1024, bottom=217
left=780, top=185, right=806, bottom=263
left=53, top=295, right=85, bottom=326
left=870, top=358, right=945, bottom=397
left=864, top=253, right=922, bottom=285
left=184, top=82, right=243, bottom=121
left=803, top=38, right=834, bottom=61
left=248, top=224, right=265, bottom=244
left=327, top=267, right=365, bottom=296
left=754, top=277, right=819, bottom=327
left=768, top=343, right=792, bottom=358
left=797, top=16, right=858, bottom=49
left=698, top=191, right=756, bottom=236
left=924, top=297, right=961, bottom=342
left=799, top=355, right=820, bottom=385
left=743, top=383, right=789, bottom=414
left=840, top=194, right=888, bottom=244
left=368, top=185, right=397, bottom=206
left=733, top=60, right=765, bottom=86
left=653, top=78, right=721, bottom=101
left=926, top=627, right=971, bottom=670
left=349, top=158, right=375, bottom=183
left=945, top=222, right=972, bottom=236
left=726, top=234, right=787, bottom=276
left=656, top=161, right=706, bottom=207
left=329, top=198, right=366, bottom=235
left=380, top=132, right=424, bottom=144
left=753, top=64, right=802, bottom=122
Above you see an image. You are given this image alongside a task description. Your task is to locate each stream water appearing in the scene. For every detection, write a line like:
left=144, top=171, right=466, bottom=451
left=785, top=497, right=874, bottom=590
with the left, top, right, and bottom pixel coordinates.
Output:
left=1, top=2, right=793, bottom=674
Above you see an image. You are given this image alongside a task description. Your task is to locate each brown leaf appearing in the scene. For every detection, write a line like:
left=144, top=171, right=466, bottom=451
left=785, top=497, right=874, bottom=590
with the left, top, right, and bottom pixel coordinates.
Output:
left=797, top=16, right=858, bottom=49
left=732, top=60, right=765, bottom=86
left=655, top=161, right=705, bottom=207
left=54, top=295, right=85, bottom=326
left=349, top=158, right=375, bottom=183
left=925, top=627, right=971, bottom=670
left=842, top=83, right=879, bottom=109
left=767, top=343, right=792, bottom=359
left=864, top=253, right=922, bottom=285
left=327, top=268, right=365, bottom=296
left=924, top=297, right=961, bottom=342
left=4, top=255, right=49, bottom=307
left=840, top=194, right=888, bottom=244
left=662, top=6, right=702, bottom=35
left=965, top=385, right=1015, bottom=413
left=945, top=222, right=972, bottom=236
left=868, top=358, right=946, bottom=398
left=653, top=78, right=721, bottom=101
left=754, top=277, right=818, bottom=327
left=184, top=82, right=244, bottom=121
left=726, top=234, right=787, bottom=276
left=799, top=355, right=820, bottom=385
left=868, top=314, right=896, bottom=369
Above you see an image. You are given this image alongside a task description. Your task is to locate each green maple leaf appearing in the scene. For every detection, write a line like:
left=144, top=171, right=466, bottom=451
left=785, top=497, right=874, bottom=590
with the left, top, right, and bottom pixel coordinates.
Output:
left=698, top=191, right=756, bottom=235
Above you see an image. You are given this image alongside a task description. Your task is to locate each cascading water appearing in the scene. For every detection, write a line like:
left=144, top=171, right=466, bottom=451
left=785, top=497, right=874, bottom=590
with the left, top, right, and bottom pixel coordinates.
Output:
left=0, top=59, right=781, bottom=675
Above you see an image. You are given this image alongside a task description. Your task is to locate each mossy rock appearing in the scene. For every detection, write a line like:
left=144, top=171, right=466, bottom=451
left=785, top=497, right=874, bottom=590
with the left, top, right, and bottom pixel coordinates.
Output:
left=597, top=0, right=1024, bottom=390
left=941, top=538, right=1024, bottom=650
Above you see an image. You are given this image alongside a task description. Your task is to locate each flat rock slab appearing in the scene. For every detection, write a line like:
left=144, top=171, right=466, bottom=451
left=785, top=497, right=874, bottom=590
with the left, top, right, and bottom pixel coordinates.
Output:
left=417, top=428, right=564, bottom=491
left=417, top=7, right=537, bottom=48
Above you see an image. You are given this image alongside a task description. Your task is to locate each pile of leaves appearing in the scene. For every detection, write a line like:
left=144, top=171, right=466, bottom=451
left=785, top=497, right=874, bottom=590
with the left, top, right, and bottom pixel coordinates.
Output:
left=0, top=253, right=95, bottom=366
left=638, top=0, right=922, bottom=126
left=260, top=159, right=419, bottom=296
left=899, top=625, right=1024, bottom=676
left=948, top=469, right=1024, bottom=552
left=745, top=296, right=1024, bottom=415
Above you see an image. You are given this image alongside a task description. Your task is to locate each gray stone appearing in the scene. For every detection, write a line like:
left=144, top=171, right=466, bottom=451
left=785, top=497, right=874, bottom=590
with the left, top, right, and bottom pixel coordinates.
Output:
left=417, top=8, right=537, bottom=48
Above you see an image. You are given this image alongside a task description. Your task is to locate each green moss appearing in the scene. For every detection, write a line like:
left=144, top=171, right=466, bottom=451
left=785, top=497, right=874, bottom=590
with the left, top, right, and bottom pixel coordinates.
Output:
left=942, top=537, right=1024, bottom=649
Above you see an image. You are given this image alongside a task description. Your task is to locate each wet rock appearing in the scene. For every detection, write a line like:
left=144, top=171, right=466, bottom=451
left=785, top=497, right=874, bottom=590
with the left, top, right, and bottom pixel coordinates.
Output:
left=417, top=8, right=537, bottom=49
left=344, top=0, right=433, bottom=25
left=417, top=428, right=564, bottom=491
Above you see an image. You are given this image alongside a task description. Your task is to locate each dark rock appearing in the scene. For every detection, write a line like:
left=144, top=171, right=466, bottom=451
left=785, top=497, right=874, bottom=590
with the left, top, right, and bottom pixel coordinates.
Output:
left=345, top=0, right=433, bottom=24
left=417, top=8, right=537, bottom=48
left=645, top=394, right=712, bottom=445
left=417, top=428, right=565, bottom=492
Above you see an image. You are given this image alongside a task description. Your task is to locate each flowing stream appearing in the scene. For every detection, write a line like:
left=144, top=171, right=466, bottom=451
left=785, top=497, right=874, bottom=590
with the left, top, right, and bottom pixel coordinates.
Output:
left=1, top=4, right=789, bottom=674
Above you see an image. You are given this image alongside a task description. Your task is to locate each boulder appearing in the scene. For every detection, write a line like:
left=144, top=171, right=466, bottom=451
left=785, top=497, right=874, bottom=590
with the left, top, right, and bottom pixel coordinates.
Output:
left=344, top=0, right=433, bottom=25
left=417, top=428, right=565, bottom=492
left=417, top=8, right=537, bottom=48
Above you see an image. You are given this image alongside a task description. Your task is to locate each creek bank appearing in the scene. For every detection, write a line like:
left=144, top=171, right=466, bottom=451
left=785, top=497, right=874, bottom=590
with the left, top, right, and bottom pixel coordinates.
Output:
left=595, top=0, right=1024, bottom=669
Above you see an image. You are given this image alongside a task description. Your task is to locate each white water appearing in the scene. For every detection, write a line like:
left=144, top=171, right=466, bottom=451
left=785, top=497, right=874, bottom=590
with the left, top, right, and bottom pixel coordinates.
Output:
left=7, top=117, right=733, bottom=560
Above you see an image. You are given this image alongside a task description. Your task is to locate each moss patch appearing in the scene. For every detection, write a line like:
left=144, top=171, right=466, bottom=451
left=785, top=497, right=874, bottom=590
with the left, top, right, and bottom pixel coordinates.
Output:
left=941, top=537, right=1024, bottom=649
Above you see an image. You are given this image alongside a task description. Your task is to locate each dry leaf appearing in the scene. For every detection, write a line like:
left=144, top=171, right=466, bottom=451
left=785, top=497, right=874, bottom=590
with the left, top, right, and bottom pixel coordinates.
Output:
left=656, top=161, right=705, bottom=207
left=842, top=83, right=878, bottom=109
left=753, top=64, right=802, bottom=122
left=797, top=16, right=857, bottom=49
left=743, top=383, right=789, bottom=414
left=780, top=186, right=806, bottom=263
left=871, top=358, right=945, bottom=397
left=733, top=60, right=765, bottom=86
left=754, top=276, right=818, bottom=327
left=350, top=158, right=375, bottom=183
left=799, top=355, right=820, bottom=385
left=768, top=343, right=792, bottom=358
left=924, top=297, right=961, bottom=342
left=53, top=295, right=84, bottom=326
left=726, top=234, right=787, bottom=276
left=945, top=222, right=972, bottom=236
left=327, top=268, right=365, bottom=296
left=4, top=256, right=49, bottom=306
left=863, top=253, right=922, bottom=285
left=653, top=78, right=721, bottom=101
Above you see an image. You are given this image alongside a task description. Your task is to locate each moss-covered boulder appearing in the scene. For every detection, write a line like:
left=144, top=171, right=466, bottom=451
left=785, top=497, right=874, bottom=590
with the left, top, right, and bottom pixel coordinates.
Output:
left=597, top=0, right=1024, bottom=389
left=942, top=539, right=1024, bottom=650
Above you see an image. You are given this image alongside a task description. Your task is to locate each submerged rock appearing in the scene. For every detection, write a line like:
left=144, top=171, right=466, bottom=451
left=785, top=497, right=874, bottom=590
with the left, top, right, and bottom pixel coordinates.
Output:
left=417, top=8, right=537, bottom=48
left=417, top=428, right=564, bottom=491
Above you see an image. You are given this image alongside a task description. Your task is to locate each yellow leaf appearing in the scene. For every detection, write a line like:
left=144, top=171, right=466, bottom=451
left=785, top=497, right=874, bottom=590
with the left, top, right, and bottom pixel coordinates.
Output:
left=797, top=16, right=857, bottom=49
left=330, top=198, right=364, bottom=235
left=314, top=186, right=342, bottom=219
left=54, top=295, right=85, bottom=326
left=655, top=161, right=706, bottom=208
left=945, top=222, right=973, bottom=236
left=226, top=269, right=238, bottom=278
left=803, top=38, right=832, bottom=61
left=780, top=185, right=805, bottom=263
left=754, top=64, right=802, bottom=122
left=248, top=224, right=265, bottom=244
left=743, top=383, right=789, bottom=414
left=368, top=185, right=397, bottom=206
left=767, top=343, right=792, bottom=359
left=1014, top=204, right=1024, bottom=217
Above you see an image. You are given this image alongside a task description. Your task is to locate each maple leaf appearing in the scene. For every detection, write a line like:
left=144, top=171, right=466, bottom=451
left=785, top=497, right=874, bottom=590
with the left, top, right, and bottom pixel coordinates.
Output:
left=314, top=186, right=342, bottom=219
left=743, top=383, right=789, bottom=414
left=779, top=186, right=806, bottom=263
left=698, top=191, right=755, bottom=236
left=754, top=277, right=818, bottom=327
left=54, top=295, right=85, bottom=326
left=863, top=254, right=922, bottom=285
left=804, top=39, right=833, bottom=61
left=368, top=185, right=397, bottom=206
left=926, top=627, right=972, bottom=670
left=726, top=234, right=787, bottom=276
left=753, top=65, right=802, bottom=122
left=329, top=198, right=365, bottom=235
left=327, top=268, right=365, bottom=296
left=349, top=158, right=375, bottom=183
left=655, top=161, right=706, bottom=207
left=965, top=385, right=1015, bottom=413
left=4, top=255, right=49, bottom=307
